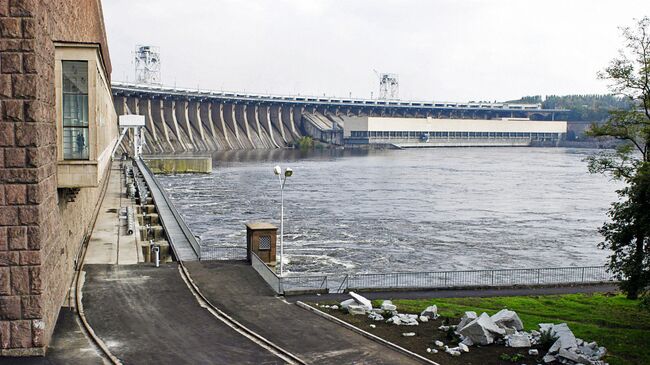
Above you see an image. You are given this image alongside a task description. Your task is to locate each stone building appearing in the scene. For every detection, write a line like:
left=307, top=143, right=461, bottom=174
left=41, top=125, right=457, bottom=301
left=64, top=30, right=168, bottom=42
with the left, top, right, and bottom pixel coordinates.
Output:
left=0, top=0, right=117, bottom=355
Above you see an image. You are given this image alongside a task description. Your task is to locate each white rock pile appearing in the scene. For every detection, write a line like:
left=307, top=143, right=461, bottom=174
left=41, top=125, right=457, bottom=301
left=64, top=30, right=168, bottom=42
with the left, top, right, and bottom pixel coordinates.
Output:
left=333, top=295, right=608, bottom=364
left=449, top=309, right=608, bottom=364
left=537, top=323, right=608, bottom=365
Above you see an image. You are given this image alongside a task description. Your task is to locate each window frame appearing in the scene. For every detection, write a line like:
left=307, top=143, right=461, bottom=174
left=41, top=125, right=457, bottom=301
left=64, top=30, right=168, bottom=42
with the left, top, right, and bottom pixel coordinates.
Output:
left=61, top=60, right=90, bottom=160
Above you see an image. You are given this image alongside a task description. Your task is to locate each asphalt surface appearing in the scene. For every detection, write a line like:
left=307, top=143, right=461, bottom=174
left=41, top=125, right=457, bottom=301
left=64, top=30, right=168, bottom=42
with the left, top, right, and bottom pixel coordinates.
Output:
left=287, top=283, right=619, bottom=303
left=81, top=264, right=284, bottom=365
left=0, top=310, right=106, bottom=365
left=184, top=261, right=422, bottom=365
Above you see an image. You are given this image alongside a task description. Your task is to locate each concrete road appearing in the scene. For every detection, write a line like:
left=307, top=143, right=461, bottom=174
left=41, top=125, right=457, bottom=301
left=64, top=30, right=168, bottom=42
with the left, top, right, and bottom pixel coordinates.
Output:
left=184, top=261, right=422, bottom=365
left=82, top=264, right=285, bottom=365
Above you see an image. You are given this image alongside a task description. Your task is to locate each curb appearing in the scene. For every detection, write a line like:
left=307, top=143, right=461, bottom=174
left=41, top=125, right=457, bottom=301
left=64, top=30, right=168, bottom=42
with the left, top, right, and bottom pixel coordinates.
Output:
left=295, top=301, right=441, bottom=365
left=74, top=164, right=123, bottom=365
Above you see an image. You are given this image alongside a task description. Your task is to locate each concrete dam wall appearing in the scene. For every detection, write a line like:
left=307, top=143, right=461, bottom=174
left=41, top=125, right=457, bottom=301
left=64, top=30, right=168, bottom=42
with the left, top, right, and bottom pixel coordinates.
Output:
left=114, top=96, right=309, bottom=153
left=112, top=82, right=562, bottom=153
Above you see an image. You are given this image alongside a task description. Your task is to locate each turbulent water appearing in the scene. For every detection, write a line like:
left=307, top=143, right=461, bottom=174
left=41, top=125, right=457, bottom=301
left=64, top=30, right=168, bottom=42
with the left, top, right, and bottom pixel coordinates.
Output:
left=158, top=148, right=620, bottom=275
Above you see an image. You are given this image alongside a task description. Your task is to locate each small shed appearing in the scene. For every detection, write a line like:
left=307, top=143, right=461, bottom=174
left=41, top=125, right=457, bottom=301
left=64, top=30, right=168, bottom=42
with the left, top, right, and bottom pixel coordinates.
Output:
left=246, top=222, right=277, bottom=265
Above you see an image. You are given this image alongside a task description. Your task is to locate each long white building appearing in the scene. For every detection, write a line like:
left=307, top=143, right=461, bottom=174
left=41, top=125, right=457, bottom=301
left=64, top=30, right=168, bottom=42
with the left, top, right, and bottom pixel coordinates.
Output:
left=343, top=116, right=567, bottom=147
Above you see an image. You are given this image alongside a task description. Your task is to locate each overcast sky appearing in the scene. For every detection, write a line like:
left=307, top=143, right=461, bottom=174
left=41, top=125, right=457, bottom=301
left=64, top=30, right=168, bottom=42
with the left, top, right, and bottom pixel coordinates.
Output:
left=102, top=0, right=649, bottom=102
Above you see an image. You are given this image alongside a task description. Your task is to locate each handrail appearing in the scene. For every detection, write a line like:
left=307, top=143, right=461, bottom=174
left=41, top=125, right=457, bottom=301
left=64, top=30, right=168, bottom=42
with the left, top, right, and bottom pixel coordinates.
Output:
left=135, top=157, right=202, bottom=259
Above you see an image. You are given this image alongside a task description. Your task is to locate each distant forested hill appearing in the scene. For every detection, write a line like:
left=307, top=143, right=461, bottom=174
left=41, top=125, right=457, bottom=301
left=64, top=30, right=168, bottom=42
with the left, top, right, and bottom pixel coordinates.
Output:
left=507, top=95, right=632, bottom=121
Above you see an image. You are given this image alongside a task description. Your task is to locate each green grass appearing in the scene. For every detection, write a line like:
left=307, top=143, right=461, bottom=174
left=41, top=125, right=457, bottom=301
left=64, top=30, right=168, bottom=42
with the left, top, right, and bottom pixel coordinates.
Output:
left=372, top=294, right=650, bottom=365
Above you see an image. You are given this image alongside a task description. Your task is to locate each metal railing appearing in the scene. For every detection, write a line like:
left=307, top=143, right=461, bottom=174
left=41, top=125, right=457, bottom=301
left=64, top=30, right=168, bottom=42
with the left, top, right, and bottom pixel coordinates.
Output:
left=250, top=252, right=332, bottom=295
left=201, top=246, right=248, bottom=261
left=341, top=266, right=611, bottom=292
left=280, top=275, right=329, bottom=294
left=136, top=158, right=202, bottom=259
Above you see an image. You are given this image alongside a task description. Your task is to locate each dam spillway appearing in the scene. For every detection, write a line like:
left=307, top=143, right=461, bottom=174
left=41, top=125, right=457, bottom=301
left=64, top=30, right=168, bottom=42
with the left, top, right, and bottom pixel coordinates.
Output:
left=111, top=82, right=564, bottom=153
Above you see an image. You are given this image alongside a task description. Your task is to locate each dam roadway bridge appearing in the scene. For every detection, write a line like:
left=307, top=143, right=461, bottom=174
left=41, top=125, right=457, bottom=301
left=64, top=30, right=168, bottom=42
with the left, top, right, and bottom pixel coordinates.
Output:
left=111, top=82, right=566, bottom=154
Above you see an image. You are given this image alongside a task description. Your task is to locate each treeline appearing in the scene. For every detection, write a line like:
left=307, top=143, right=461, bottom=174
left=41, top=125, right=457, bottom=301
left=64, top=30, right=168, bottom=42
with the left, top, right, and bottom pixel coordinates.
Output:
left=507, top=94, right=632, bottom=121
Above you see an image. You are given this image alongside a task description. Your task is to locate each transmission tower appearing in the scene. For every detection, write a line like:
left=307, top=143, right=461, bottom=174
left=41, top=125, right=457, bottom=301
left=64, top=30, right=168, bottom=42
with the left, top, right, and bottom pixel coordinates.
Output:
left=134, top=45, right=161, bottom=85
left=373, top=70, right=399, bottom=99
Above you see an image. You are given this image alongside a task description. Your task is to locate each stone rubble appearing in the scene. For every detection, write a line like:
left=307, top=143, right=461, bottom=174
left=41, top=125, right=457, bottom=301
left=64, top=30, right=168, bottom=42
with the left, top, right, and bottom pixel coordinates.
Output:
left=334, top=295, right=610, bottom=364
left=491, top=309, right=524, bottom=331
left=380, top=300, right=397, bottom=311
left=505, top=332, right=532, bottom=348
left=349, top=292, right=373, bottom=311
left=457, top=311, right=478, bottom=330
left=347, top=304, right=367, bottom=315
left=457, top=312, right=505, bottom=345
left=420, top=305, right=439, bottom=319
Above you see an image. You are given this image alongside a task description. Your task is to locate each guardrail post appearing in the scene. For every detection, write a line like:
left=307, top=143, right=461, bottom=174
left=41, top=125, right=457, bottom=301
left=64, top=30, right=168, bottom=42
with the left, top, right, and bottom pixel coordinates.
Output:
left=581, top=267, right=585, bottom=282
left=537, top=269, right=540, bottom=285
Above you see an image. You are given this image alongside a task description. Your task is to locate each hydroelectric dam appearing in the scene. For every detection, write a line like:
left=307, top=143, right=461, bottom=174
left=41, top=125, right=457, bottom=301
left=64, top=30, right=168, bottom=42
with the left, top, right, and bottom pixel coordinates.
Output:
left=111, top=82, right=566, bottom=153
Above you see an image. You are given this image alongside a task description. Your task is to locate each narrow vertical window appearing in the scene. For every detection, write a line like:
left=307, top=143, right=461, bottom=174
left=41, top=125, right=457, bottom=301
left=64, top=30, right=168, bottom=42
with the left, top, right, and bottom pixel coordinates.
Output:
left=62, top=61, right=89, bottom=160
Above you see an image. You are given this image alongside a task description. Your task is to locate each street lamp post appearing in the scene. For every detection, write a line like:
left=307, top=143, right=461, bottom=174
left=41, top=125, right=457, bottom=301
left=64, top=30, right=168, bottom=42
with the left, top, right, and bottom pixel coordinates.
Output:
left=273, top=165, right=292, bottom=276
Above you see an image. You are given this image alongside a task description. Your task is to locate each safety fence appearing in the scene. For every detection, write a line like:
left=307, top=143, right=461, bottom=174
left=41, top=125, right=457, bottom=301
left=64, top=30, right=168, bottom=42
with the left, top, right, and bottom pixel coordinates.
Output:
left=200, top=245, right=248, bottom=261
left=338, top=266, right=612, bottom=292
left=249, top=252, right=330, bottom=295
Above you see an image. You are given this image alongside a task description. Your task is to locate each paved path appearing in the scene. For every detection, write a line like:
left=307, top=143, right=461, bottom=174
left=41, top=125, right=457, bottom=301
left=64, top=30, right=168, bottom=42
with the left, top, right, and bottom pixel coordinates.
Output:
left=85, top=162, right=139, bottom=265
left=185, top=261, right=422, bottom=365
left=82, top=264, right=284, bottom=365
left=0, top=310, right=106, bottom=365
left=287, top=284, right=619, bottom=303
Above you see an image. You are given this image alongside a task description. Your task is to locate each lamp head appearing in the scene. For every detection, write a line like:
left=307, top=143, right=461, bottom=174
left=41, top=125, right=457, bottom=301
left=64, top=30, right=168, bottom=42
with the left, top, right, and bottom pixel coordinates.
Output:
left=284, top=167, right=293, bottom=177
left=273, top=165, right=281, bottom=175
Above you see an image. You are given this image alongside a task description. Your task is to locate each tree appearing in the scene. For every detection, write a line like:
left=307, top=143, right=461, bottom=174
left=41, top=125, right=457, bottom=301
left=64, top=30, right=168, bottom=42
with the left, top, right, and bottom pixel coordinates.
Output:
left=587, top=17, right=650, bottom=300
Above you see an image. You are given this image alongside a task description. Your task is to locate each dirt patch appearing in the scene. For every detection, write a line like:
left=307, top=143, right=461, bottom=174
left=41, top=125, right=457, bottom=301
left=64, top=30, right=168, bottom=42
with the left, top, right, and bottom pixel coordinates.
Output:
left=313, top=304, right=547, bottom=365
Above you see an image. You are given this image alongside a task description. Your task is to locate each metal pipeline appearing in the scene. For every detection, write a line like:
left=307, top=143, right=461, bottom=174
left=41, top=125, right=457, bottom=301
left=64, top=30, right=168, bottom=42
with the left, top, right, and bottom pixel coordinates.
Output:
left=126, top=206, right=135, bottom=235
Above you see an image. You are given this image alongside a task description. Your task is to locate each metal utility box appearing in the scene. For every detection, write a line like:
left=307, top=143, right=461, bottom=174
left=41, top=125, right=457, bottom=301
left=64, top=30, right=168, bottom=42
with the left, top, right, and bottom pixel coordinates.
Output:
left=246, top=222, right=277, bottom=265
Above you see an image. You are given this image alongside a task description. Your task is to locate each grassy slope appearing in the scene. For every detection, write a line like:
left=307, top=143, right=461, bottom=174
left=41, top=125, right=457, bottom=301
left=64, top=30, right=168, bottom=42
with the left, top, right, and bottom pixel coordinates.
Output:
left=377, top=294, right=650, bottom=365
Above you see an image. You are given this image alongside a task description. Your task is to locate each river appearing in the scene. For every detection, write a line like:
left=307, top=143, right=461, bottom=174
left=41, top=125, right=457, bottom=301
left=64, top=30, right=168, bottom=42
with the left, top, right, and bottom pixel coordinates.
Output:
left=158, top=147, right=620, bottom=275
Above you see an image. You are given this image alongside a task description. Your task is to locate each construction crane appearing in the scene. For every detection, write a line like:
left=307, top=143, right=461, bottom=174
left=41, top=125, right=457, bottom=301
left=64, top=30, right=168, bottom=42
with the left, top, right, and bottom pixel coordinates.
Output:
left=373, top=69, right=399, bottom=100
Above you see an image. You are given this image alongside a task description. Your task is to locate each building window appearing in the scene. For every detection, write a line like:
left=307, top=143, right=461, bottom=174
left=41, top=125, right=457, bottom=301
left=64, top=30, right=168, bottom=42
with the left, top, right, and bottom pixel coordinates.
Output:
left=62, top=61, right=89, bottom=160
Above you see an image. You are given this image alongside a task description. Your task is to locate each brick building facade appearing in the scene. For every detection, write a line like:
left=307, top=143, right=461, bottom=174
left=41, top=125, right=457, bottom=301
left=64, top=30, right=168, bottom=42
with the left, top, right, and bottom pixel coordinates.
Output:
left=0, top=0, right=116, bottom=355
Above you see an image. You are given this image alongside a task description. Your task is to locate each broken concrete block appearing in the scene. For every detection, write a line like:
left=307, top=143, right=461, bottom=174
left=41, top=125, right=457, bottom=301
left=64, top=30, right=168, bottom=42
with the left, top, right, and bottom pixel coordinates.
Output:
left=347, top=304, right=367, bottom=315
left=458, top=313, right=505, bottom=345
left=380, top=300, right=397, bottom=311
left=340, top=299, right=355, bottom=309
left=543, top=354, right=556, bottom=363
left=559, top=348, right=581, bottom=362
left=420, top=305, right=439, bottom=319
left=546, top=323, right=577, bottom=353
left=491, top=309, right=524, bottom=331
left=507, top=332, right=531, bottom=348
left=349, top=292, right=372, bottom=310
left=457, top=311, right=478, bottom=330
